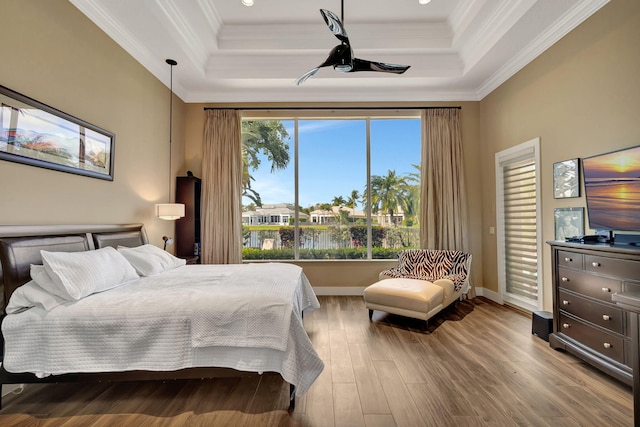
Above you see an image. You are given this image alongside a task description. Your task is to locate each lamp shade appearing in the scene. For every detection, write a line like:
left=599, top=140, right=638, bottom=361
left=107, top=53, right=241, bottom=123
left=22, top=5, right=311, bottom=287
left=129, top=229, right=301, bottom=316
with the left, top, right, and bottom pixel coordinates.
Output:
left=155, top=203, right=185, bottom=220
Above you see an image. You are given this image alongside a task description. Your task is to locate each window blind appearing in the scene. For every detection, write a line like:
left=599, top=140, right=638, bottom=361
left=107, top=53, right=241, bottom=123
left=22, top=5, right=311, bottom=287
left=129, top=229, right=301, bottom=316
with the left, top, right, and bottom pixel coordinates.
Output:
left=502, top=160, right=538, bottom=301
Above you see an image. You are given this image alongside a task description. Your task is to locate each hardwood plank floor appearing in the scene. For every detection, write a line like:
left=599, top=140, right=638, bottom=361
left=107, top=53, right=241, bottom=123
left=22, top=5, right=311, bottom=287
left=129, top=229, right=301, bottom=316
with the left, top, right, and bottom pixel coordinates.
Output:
left=0, top=296, right=633, bottom=426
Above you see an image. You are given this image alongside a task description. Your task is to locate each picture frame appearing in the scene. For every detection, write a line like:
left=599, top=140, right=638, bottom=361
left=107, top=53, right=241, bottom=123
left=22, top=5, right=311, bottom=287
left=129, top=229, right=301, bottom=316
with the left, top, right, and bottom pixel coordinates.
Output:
left=554, top=207, right=584, bottom=240
left=0, top=85, right=115, bottom=180
left=553, top=158, right=580, bottom=199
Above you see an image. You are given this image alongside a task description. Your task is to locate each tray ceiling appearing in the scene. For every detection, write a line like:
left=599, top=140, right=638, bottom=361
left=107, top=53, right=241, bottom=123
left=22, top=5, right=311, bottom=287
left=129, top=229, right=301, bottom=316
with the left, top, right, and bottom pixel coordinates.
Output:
left=69, top=0, right=609, bottom=103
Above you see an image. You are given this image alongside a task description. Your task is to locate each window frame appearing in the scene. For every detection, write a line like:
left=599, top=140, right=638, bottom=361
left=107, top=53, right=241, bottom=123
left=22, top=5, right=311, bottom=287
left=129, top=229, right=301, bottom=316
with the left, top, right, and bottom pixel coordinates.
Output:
left=495, top=137, right=543, bottom=312
left=241, top=109, right=422, bottom=261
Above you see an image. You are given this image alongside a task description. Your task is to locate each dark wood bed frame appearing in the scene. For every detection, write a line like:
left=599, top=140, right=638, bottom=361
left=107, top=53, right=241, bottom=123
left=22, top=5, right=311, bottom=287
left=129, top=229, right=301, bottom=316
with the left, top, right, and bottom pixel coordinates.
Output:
left=0, top=224, right=295, bottom=410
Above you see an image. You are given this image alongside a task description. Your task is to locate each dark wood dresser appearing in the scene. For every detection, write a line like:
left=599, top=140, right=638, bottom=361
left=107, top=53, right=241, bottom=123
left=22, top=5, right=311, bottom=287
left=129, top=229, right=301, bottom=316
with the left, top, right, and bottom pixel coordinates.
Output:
left=549, top=240, right=640, bottom=385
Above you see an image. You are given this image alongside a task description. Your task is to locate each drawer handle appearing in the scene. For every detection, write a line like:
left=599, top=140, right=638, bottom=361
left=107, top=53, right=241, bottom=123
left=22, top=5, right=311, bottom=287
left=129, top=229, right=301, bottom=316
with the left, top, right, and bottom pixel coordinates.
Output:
left=603, top=342, right=612, bottom=349
left=602, top=287, right=611, bottom=293
left=562, top=323, right=571, bottom=329
left=603, top=314, right=611, bottom=321
left=562, top=300, right=570, bottom=305
left=561, top=277, right=569, bottom=282
left=564, top=257, right=572, bottom=262
left=592, top=261, right=601, bottom=267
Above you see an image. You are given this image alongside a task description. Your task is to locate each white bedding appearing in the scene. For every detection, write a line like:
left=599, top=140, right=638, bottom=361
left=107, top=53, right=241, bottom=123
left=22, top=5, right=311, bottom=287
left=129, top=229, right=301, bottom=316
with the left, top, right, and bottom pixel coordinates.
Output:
left=2, top=263, right=324, bottom=396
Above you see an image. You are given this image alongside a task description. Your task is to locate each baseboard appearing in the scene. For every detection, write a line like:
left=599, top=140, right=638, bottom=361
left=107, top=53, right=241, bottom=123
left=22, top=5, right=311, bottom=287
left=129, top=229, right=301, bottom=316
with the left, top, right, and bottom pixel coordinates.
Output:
left=313, top=286, right=366, bottom=296
left=474, top=286, right=502, bottom=304
left=313, top=286, right=505, bottom=301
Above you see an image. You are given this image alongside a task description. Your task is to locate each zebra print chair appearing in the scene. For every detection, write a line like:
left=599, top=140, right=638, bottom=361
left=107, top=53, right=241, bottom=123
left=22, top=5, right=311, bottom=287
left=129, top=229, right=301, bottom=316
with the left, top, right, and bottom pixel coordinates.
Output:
left=364, top=249, right=472, bottom=324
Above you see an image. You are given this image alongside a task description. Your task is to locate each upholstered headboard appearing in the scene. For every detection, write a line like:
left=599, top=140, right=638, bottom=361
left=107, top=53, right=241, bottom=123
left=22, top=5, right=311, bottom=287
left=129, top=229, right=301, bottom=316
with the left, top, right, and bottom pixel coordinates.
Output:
left=0, top=224, right=147, bottom=313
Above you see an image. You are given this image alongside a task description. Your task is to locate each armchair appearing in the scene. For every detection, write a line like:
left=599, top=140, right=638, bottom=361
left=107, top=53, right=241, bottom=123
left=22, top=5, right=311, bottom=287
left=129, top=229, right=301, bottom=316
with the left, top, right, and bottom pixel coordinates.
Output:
left=364, top=249, right=472, bottom=324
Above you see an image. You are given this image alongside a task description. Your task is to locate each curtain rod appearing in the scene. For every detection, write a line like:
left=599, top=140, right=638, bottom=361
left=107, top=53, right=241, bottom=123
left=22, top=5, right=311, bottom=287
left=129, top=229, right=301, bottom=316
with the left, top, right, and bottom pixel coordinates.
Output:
left=203, top=106, right=461, bottom=111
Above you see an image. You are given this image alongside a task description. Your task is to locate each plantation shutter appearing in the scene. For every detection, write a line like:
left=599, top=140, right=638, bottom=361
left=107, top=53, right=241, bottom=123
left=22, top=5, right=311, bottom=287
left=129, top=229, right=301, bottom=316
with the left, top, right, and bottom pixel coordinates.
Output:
left=502, top=159, right=538, bottom=301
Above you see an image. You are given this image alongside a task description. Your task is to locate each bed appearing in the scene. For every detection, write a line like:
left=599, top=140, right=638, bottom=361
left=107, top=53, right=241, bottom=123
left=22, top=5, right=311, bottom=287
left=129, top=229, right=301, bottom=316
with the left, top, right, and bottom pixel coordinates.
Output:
left=0, top=223, right=323, bottom=410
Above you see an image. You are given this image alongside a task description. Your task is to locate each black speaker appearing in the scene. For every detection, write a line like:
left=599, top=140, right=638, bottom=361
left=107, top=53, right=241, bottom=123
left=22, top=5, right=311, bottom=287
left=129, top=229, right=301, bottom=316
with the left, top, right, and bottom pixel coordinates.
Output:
left=532, top=311, right=553, bottom=342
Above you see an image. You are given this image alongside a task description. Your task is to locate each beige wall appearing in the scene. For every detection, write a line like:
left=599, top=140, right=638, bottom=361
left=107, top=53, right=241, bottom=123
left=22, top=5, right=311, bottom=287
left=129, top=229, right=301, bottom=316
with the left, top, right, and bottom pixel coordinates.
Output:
left=10, top=0, right=632, bottom=299
left=479, top=0, right=640, bottom=309
left=0, top=0, right=186, bottom=249
left=185, top=102, right=483, bottom=288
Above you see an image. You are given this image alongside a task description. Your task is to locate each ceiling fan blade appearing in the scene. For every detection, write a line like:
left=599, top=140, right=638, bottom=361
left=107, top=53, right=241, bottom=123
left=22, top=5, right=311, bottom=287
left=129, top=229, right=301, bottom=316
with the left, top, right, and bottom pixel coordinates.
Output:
left=351, top=58, right=411, bottom=74
left=295, top=67, right=321, bottom=85
left=320, top=9, right=349, bottom=45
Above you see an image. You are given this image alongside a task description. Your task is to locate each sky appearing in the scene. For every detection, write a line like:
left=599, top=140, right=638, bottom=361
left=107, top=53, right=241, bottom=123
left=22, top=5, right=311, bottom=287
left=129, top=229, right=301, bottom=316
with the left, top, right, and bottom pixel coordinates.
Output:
left=582, top=145, right=640, bottom=180
left=243, top=118, right=421, bottom=209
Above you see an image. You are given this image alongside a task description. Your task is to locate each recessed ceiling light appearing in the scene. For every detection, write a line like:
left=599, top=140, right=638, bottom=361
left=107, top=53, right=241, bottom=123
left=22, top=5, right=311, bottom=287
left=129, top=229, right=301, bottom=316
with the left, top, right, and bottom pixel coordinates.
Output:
left=242, top=0, right=254, bottom=6
left=419, top=0, right=431, bottom=4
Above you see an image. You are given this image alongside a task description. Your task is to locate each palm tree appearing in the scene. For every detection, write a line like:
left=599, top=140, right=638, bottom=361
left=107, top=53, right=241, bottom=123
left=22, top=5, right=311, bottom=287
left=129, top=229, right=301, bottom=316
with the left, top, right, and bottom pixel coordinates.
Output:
left=365, top=170, right=411, bottom=226
left=346, top=190, right=360, bottom=208
left=332, top=195, right=346, bottom=206
left=404, top=163, right=421, bottom=224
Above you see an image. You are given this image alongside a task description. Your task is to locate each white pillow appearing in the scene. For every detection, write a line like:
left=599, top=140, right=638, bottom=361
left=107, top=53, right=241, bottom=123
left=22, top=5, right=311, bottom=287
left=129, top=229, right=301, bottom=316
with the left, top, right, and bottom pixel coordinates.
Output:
left=118, top=244, right=186, bottom=276
left=30, top=264, right=64, bottom=298
left=40, top=247, right=139, bottom=301
left=6, top=278, right=67, bottom=314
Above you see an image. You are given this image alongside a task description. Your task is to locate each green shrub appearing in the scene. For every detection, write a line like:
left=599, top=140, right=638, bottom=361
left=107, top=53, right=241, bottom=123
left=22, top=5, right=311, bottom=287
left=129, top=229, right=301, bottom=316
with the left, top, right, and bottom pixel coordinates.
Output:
left=349, top=225, right=386, bottom=247
left=279, top=226, right=303, bottom=249
left=242, top=246, right=406, bottom=260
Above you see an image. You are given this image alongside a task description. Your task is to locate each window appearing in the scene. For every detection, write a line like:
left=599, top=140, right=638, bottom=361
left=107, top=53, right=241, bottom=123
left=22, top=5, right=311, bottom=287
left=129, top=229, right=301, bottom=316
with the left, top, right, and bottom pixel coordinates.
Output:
left=241, top=111, right=421, bottom=260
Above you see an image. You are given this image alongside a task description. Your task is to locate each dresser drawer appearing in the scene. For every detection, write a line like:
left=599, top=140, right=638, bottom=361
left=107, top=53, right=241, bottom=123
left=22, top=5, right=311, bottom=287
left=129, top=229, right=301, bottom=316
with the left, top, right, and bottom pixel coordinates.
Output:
left=624, top=280, right=640, bottom=293
left=585, top=255, right=640, bottom=279
left=558, top=313, right=624, bottom=363
left=558, top=251, right=583, bottom=269
left=558, top=268, right=622, bottom=302
left=558, top=289, right=623, bottom=334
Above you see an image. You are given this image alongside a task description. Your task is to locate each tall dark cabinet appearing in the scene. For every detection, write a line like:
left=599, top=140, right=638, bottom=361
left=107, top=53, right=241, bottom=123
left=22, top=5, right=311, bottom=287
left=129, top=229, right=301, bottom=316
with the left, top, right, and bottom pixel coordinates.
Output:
left=175, top=175, right=201, bottom=260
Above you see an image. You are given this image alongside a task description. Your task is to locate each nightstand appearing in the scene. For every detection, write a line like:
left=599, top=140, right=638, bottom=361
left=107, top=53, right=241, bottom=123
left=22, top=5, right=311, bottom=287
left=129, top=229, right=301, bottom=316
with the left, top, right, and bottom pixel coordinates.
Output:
left=179, top=255, right=200, bottom=265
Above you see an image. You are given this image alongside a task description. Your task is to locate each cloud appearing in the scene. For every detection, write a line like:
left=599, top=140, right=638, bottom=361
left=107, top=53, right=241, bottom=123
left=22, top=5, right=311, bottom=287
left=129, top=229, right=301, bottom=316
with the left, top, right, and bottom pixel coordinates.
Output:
left=284, top=120, right=352, bottom=135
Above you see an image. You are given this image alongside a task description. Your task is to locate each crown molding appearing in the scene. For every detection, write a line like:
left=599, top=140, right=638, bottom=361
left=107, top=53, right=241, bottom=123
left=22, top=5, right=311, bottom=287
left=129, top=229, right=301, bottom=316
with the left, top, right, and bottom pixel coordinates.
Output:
left=69, top=0, right=154, bottom=64
left=69, top=0, right=175, bottom=91
left=460, top=0, right=537, bottom=72
left=155, top=0, right=209, bottom=69
left=476, top=0, right=610, bottom=99
left=196, top=0, right=223, bottom=37
left=449, top=0, right=486, bottom=45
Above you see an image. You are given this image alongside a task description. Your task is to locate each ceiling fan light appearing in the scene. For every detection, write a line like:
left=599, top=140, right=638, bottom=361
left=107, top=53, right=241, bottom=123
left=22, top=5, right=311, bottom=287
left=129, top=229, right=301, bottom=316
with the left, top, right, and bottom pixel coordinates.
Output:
left=241, top=0, right=254, bottom=6
left=419, top=0, right=431, bottom=4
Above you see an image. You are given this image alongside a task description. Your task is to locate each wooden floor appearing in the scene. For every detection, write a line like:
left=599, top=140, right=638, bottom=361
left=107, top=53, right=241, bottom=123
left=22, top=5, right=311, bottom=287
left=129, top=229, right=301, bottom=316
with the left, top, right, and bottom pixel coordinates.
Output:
left=0, top=296, right=633, bottom=426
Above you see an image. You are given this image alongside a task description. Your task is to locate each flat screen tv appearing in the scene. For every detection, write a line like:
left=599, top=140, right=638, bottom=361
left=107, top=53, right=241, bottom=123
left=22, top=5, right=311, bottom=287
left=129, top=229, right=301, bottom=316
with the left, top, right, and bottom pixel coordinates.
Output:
left=582, top=145, right=640, bottom=232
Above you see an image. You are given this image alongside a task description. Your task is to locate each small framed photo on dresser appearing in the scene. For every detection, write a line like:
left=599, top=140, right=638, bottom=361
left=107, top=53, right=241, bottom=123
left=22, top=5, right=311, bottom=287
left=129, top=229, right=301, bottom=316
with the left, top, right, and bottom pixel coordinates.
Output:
left=554, top=207, right=584, bottom=241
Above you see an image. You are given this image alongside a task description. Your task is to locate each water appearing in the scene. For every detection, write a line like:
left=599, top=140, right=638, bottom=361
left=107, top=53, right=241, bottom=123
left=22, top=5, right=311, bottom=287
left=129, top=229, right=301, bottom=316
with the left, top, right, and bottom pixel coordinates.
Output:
left=585, top=179, right=640, bottom=230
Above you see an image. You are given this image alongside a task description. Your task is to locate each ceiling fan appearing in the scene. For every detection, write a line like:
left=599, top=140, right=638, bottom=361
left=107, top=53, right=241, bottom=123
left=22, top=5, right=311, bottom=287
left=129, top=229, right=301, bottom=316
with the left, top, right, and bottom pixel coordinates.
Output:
left=295, top=2, right=411, bottom=85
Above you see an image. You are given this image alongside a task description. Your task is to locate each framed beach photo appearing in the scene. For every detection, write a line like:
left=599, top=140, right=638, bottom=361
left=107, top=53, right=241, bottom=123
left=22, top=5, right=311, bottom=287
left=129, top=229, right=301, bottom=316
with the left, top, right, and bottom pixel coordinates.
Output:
left=553, top=158, right=580, bottom=199
left=0, top=85, right=115, bottom=180
left=554, top=207, right=584, bottom=240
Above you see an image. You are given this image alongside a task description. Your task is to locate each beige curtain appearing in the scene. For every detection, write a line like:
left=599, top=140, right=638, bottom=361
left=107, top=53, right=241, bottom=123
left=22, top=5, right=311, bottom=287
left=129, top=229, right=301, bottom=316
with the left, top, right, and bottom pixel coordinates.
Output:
left=201, top=109, right=243, bottom=264
left=420, top=108, right=469, bottom=252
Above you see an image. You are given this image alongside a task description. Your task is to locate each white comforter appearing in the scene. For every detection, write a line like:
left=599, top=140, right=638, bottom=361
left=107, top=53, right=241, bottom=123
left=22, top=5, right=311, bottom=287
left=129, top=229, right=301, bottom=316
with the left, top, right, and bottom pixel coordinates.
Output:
left=2, top=263, right=324, bottom=395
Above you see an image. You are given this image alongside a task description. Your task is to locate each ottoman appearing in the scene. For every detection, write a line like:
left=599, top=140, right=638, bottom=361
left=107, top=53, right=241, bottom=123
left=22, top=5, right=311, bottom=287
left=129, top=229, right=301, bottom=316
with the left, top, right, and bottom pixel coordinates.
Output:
left=364, top=277, right=446, bottom=322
